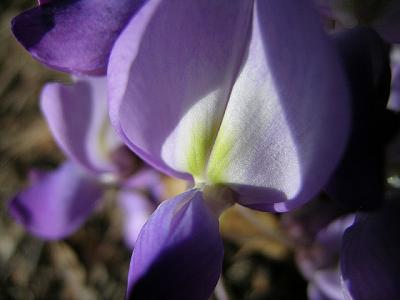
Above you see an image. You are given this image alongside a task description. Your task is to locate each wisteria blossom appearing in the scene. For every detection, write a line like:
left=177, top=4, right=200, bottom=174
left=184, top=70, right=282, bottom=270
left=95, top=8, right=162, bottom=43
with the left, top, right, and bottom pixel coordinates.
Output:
left=325, top=27, right=391, bottom=211
left=12, top=0, right=146, bottom=75
left=18, top=0, right=400, bottom=299
left=104, top=0, right=351, bottom=298
left=9, top=77, right=163, bottom=248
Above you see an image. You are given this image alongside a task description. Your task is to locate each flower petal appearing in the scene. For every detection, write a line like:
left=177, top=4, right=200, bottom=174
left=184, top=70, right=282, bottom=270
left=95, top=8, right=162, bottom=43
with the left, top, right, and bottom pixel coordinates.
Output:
left=109, top=0, right=349, bottom=212
left=41, top=77, right=120, bottom=174
left=9, top=161, right=102, bottom=240
left=340, top=199, right=400, bottom=300
left=11, top=0, right=144, bottom=75
left=126, top=189, right=223, bottom=300
left=108, top=0, right=253, bottom=180
left=325, top=27, right=390, bottom=211
left=206, top=0, right=349, bottom=212
left=118, top=190, right=155, bottom=249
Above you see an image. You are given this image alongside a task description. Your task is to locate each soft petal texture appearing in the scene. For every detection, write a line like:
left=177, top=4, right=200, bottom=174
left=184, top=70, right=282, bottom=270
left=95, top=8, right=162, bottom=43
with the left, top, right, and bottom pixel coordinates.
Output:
left=341, top=198, right=400, bottom=300
left=109, top=0, right=349, bottom=212
left=118, top=168, right=164, bottom=248
left=308, top=269, right=345, bottom=300
left=326, top=27, right=391, bottom=211
left=292, top=212, right=353, bottom=300
left=126, top=189, right=223, bottom=300
left=387, top=46, right=400, bottom=112
left=118, top=190, right=155, bottom=249
left=41, top=77, right=120, bottom=174
left=122, top=168, right=164, bottom=200
left=296, top=214, right=354, bottom=280
left=12, top=0, right=144, bottom=75
left=9, top=162, right=102, bottom=240
left=109, top=0, right=253, bottom=180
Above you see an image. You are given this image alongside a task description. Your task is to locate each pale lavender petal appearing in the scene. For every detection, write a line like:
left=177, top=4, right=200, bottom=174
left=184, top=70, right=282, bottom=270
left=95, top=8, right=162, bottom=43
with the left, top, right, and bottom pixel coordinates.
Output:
left=108, top=0, right=253, bottom=179
left=122, top=168, right=164, bottom=202
left=341, top=199, right=400, bottom=300
left=206, top=0, right=349, bottom=212
left=118, top=190, right=155, bottom=249
left=109, top=0, right=349, bottom=212
left=326, top=27, right=390, bottom=211
left=41, top=77, right=120, bottom=174
left=295, top=214, right=354, bottom=280
left=309, top=269, right=346, bottom=300
left=126, top=189, right=223, bottom=300
left=388, top=47, right=400, bottom=112
left=9, top=161, right=102, bottom=240
left=12, top=0, right=144, bottom=75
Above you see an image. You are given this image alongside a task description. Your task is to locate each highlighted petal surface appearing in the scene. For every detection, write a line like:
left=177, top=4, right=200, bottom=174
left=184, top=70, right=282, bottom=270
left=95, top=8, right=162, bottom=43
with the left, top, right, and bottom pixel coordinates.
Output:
left=110, top=0, right=349, bottom=212
left=109, top=0, right=253, bottom=179
left=127, top=189, right=223, bottom=300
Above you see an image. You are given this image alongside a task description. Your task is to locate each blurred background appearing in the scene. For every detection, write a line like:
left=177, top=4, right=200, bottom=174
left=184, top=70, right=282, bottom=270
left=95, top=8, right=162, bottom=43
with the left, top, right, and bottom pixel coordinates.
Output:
left=0, top=1, right=307, bottom=299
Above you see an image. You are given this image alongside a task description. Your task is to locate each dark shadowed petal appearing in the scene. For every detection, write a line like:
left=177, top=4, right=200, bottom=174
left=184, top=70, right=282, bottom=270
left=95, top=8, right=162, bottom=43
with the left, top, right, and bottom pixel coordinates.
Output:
left=41, top=77, right=120, bottom=174
left=9, top=161, right=102, bottom=240
left=118, top=190, right=155, bottom=249
left=372, top=0, right=400, bottom=44
left=12, top=0, right=144, bottom=75
left=341, top=198, right=400, bottom=300
left=206, top=0, right=349, bottom=212
left=126, top=189, right=223, bottom=300
left=326, top=27, right=391, bottom=211
left=108, top=0, right=253, bottom=180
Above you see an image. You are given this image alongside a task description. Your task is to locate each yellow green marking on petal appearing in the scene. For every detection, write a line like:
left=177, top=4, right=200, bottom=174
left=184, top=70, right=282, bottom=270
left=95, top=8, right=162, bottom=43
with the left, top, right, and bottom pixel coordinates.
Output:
left=186, top=121, right=219, bottom=181
left=206, top=126, right=234, bottom=184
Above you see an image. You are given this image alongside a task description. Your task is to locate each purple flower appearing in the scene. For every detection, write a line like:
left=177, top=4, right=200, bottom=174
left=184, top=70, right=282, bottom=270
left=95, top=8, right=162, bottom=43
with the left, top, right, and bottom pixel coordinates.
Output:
left=387, top=46, right=400, bottom=112
left=324, top=27, right=391, bottom=211
left=105, top=1, right=350, bottom=298
left=341, top=194, right=400, bottom=300
left=11, top=0, right=146, bottom=75
left=296, top=214, right=354, bottom=300
left=9, top=77, right=163, bottom=247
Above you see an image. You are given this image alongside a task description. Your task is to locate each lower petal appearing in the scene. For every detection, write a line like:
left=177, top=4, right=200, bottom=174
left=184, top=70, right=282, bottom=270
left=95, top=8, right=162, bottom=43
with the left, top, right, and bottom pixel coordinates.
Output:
left=127, top=189, right=223, bottom=300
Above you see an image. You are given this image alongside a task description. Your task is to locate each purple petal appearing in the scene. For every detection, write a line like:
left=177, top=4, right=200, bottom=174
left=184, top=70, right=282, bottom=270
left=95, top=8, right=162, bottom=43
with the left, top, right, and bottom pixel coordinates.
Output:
left=341, top=199, right=400, bottom=300
left=109, top=0, right=350, bottom=212
left=9, top=161, right=102, bottom=240
left=108, top=0, right=253, bottom=180
left=308, top=269, right=345, bottom=300
left=122, top=168, right=164, bottom=201
left=118, top=190, right=155, bottom=249
left=127, top=189, right=223, bottom=300
left=325, top=27, right=391, bottom=211
left=388, top=47, right=400, bottom=112
left=12, top=0, right=144, bottom=75
left=41, top=77, right=120, bottom=174
left=207, top=0, right=349, bottom=212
